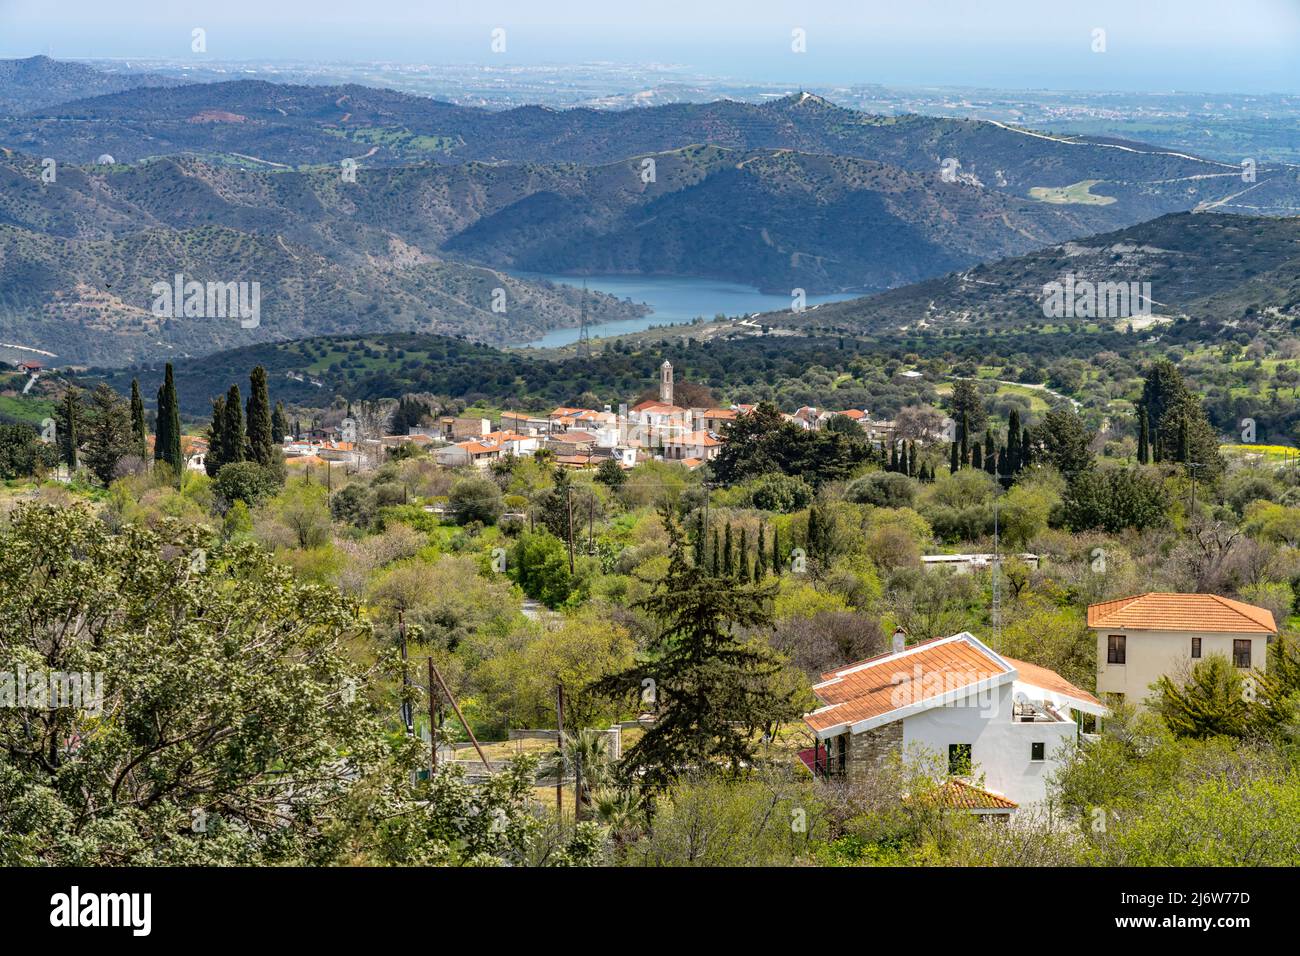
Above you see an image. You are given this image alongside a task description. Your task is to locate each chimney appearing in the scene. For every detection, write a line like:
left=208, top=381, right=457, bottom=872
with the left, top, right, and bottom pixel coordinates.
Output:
left=892, top=628, right=906, bottom=654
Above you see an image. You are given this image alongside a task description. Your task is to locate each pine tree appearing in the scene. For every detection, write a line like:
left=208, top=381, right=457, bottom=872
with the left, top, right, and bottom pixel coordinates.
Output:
left=129, top=378, right=148, bottom=458
left=83, top=383, right=132, bottom=485
left=245, top=366, right=275, bottom=468
left=593, top=507, right=799, bottom=793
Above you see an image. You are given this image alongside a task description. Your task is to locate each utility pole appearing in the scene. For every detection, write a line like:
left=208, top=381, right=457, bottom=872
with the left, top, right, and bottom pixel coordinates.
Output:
left=565, top=486, right=576, bottom=575
left=991, top=500, right=1001, bottom=648
left=555, top=685, right=565, bottom=817
left=427, top=657, right=438, bottom=778
left=588, top=497, right=595, bottom=555
left=427, top=657, right=492, bottom=771
left=398, top=611, right=413, bottom=735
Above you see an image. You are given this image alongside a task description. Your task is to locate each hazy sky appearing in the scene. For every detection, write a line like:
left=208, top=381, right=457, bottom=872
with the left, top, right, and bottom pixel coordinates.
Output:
left=3, top=0, right=1299, bottom=93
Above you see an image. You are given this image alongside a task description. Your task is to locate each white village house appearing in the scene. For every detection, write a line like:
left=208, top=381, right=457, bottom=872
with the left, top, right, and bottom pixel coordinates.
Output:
left=804, top=631, right=1106, bottom=812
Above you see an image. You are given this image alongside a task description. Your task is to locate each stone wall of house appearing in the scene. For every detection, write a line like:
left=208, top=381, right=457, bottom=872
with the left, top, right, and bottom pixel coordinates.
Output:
left=847, top=722, right=903, bottom=782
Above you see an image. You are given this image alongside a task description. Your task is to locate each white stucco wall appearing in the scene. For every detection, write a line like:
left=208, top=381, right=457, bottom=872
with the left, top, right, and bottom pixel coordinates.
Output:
left=901, top=683, right=1076, bottom=807
left=1094, top=629, right=1268, bottom=706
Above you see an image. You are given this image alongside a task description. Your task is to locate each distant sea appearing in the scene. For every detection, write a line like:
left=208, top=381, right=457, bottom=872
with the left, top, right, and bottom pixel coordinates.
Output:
left=511, top=274, right=860, bottom=348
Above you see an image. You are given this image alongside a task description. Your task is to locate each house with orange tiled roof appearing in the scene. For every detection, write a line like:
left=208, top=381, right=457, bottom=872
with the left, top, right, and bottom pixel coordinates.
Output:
left=804, top=631, right=1105, bottom=809
left=661, top=429, right=723, bottom=462
left=1088, top=593, right=1278, bottom=708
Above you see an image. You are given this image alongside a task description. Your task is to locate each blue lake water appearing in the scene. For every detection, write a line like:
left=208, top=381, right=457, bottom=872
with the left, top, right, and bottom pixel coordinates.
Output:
left=512, top=274, right=861, bottom=348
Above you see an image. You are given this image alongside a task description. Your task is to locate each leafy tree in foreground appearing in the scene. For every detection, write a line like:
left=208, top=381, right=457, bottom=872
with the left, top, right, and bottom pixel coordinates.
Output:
left=0, top=504, right=597, bottom=867
left=593, top=507, right=800, bottom=793
left=0, top=504, right=390, bottom=864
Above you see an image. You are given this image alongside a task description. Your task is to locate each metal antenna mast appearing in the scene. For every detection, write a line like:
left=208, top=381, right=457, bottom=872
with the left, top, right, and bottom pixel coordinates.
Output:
left=992, top=500, right=1001, bottom=648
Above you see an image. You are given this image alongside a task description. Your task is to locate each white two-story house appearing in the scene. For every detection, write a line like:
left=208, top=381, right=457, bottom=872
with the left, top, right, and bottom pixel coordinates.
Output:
left=803, top=632, right=1105, bottom=812
left=1088, top=592, right=1277, bottom=708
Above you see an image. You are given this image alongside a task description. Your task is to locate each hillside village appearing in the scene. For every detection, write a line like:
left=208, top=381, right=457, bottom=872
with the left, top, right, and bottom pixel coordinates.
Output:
left=5, top=341, right=1300, bottom=868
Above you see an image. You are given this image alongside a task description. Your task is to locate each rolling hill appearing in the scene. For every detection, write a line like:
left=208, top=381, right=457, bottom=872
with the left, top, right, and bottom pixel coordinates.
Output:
left=0, top=56, right=187, bottom=115
left=779, top=212, right=1300, bottom=337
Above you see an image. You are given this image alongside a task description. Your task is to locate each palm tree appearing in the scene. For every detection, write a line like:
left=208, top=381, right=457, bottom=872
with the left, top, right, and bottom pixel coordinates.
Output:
left=591, top=787, right=647, bottom=850
left=538, top=728, right=615, bottom=819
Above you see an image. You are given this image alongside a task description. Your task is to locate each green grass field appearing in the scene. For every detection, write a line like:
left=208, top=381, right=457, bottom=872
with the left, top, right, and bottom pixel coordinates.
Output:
left=1028, top=179, right=1117, bottom=206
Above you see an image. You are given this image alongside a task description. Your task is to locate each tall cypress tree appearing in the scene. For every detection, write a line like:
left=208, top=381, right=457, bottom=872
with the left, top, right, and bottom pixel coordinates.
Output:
left=722, top=522, right=734, bottom=577
left=1020, top=426, right=1033, bottom=469
left=271, top=401, right=289, bottom=444
left=971, top=443, right=983, bottom=470
left=983, top=430, right=996, bottom=474
left=756, top=522, right=768, bottom=577
left=206, top=395, right=227, bottom=478
left=950, top=440, right=959, bottom=473
left=154, top=385, right=168, bottom=464
left=1006, top=409, right=1022, bottom=474
left=771, top=525, right=782, bottom=576
left=737, top=527, right=750, bottom=581
left=245, top=365, right=274, bottom=467
left=223, top=384, right=245, bottom=467
left=1137, top=405, right=1150, bottom=465
left=154, top=364, right=182, bottom=476
left=57, top=386, right=83, bottom=470
left=959, top=411, right=970, bottom=467
left=129, top=378, right=148, bottom=458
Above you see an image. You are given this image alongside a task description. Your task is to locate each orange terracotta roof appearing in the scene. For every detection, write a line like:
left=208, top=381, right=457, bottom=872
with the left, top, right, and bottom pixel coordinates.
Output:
left=806, top=634, right=1010, bottom=734
left=662, top=430, right=722, bottom=446
left=1002, top=656, right=1102, bottom=709
left=1087, top=593, right=1276, bottom=634
left=926, top=780, right=1018, bottom=811
left=837, top=409, right=866, bottom=419
left=550, top=431, right=597, bottom=443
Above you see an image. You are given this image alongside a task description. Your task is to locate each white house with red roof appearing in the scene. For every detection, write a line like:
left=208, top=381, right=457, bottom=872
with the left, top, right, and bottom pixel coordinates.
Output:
left=804, top=631, right=1105, bottom=810
left=1088, top=592, right=1277, bottom=708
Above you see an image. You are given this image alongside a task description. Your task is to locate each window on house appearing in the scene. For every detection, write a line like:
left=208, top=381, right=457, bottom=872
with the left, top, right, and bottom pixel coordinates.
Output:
left=1107, top=634, right=1126, bottom=664
left=1191, top=637, right=1201, bottom=658
left=948, top=743, right=972, bottom=776
left=1234, top=640, right=1252, bottom=669
left=1031, top=741, right=1045, bottom=762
